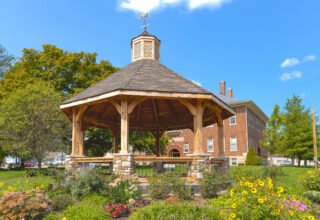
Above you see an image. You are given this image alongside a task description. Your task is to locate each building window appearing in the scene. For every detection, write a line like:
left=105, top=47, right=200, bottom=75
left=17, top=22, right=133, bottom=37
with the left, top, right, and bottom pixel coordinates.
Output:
left=231, top=158, right=238, bottom=166
left=207, top=138, right=214, bottom=152
left=230, top=116, right=236, bottom=125
left=230, top=136, right=238, bottom=151
left=183, top=143, right=189, bottom=153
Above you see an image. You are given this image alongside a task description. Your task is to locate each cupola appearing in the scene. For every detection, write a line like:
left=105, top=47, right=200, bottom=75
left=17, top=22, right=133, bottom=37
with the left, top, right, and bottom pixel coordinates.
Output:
left=131, top=31, right=161, bottom=62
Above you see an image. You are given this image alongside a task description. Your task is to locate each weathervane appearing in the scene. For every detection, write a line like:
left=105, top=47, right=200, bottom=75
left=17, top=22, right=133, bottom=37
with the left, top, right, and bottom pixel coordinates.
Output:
left=139, top=12, right=149, bottom=32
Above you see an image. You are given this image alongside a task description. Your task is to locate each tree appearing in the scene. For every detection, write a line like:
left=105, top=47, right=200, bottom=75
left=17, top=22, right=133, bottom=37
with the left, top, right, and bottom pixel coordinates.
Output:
left=261, top=105, right=284, bottom=161
left=245, top=147, right=262, bottom=165
left=0, top=44, right=118, bottom=99
left=85, top=128, right=113, bottom=157
left=0, top=44, right=14, bottom=78
left=0, top=81, right=70, bottom=168
left=130, top=131, right=169, bottom=155
left=281, top=96, right=313, bottom=166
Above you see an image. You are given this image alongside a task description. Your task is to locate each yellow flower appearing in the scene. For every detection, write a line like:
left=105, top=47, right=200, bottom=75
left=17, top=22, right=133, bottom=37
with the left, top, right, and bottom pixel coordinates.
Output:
left=277, top=186, right=284, bottom=194
left=231, top=213, right=236, bottom=219
left=231, top=203, right=237, bottom=209
left=258, top=198, right=264, bottom=204
left=275, top=209, right=280, bottom=215
left=279, top=204, right=283, bottom=209
left=307, top=215, right=315, bottom=220
left=245, top=182, right=250, bottom=186
left=240, top=181, right=244, bottom=186
left=241, top=197, right=247, bottom=202
left=241, top=190, right=248, bottom=195
left=251, top=188, right=257, bottom=193
left=0, top=182, right=4, bottom=188
left=25, top=179, right=29, bottom=183
left=258, top=180, right=265, bottom=187
left=230, top=189, right=235, bottom=197
left=62, top=217, right=67, bottom=220
left=289, top=210, right=294, bottom=216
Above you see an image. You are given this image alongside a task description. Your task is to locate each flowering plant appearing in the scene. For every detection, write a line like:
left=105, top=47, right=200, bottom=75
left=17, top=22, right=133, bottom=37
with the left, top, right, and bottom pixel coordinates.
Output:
left=105, top=203, right=129, bottom=219
left=0, top=179, right=45, bottom=196
left=0, top=190, right=51, bottom=219
left=301, top=169, right=320, bottom=191
left=211, top=177, right=316, bottom=220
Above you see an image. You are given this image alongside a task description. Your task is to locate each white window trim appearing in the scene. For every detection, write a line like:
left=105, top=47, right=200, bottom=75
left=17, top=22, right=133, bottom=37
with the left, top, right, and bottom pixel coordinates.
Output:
left=231, top=158, right=238, bottom=166
left=183, top=143, right=189, bottom=153
left=207, top=138, right=214, bottom=153
left=229, top=116, right=237, bottom=125
left=230, top=136, right=238, bottom=152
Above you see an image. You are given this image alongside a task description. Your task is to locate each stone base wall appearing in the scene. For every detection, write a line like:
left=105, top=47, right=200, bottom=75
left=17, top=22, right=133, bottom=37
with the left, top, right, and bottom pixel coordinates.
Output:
left=189, top=154, right=211, bottom=179
left=113, top=153, right=135, bottom=175
left=65, top=156, right=80, bottom=174
left=211, top=157, right=230, bottom=174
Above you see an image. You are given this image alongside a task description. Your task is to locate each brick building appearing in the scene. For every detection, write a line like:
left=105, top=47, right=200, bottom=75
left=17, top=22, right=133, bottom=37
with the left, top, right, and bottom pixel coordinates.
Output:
left=166, top=81, right=269, bottom=165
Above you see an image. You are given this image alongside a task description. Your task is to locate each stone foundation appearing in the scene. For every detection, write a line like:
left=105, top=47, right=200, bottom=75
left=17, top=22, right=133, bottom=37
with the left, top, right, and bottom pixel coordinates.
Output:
left=211, top=157, right=230, bottom=174
left=113, top=153, right=135, bottom=175
left=65, top=155, right=80, bottom=174
left=188, top=154, right=211, bottom=179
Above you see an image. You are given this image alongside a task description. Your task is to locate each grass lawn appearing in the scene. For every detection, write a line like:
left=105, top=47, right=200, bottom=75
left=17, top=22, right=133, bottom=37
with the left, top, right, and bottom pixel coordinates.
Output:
left=0, top=170, right=54, bottom=187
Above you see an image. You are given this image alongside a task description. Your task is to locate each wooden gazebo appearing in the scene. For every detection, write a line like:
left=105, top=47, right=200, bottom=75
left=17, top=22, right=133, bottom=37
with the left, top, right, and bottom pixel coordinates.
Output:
left=60, top=31, right=235, bottom=177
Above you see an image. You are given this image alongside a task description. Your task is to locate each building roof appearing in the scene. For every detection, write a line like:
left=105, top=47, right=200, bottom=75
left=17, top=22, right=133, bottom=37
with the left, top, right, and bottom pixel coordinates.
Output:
left=63, top=59, right=214, bottom=105
left=131, top=31, right=161, bottom=43
left=215, top=93, right=269, bottom=122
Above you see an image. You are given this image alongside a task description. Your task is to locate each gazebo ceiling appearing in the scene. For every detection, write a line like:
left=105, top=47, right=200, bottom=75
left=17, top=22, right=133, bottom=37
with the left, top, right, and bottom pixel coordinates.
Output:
left=62, top=97, right=231, bottom=132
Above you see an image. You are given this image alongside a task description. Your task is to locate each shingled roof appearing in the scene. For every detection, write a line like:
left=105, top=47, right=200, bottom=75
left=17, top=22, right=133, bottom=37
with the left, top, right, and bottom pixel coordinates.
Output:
left=63, top=59, right=213, bottom=105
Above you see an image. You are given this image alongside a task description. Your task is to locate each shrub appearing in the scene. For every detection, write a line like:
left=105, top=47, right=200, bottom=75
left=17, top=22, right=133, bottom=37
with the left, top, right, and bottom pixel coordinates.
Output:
left=0, top=190, right=51, bottom=219
left=301, top=169, right=320, bottom=191
left=105, top=203, right=130, bottom=218
left=0, top=179, right=45, bottom=196
left=229, top=166, right=263, bottom=182
left=303, top=191, right=320, bottom=204
left=62, top=194, right=109, bottom=219
left=210, top=177, right=316, bottom=220
left=262, top=165, right=284, bottom=180
left=103, top=174, right=141, bottom=204
left=51, top=194, right=74, bottom=211
left=245, top=147, right=262, bottom=165
left=200, top=170, right=227, bottom=198
left=128, top=202, right=221, bottom=220
left=148, top=173, right=193, bottom=200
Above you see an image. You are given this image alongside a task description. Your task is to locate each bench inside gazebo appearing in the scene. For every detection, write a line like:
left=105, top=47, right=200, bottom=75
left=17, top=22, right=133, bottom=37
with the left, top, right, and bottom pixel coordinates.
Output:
left=60, top=31, right=235, bottom=178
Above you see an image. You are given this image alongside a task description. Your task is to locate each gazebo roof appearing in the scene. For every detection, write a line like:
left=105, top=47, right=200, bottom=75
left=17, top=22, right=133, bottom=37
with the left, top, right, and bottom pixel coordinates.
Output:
left=63, top=59, right=212, bottom=105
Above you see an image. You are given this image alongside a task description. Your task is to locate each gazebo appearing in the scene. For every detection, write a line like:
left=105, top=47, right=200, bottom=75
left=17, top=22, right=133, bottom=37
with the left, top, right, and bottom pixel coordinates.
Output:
left=60, top=31, right=235, bottom=178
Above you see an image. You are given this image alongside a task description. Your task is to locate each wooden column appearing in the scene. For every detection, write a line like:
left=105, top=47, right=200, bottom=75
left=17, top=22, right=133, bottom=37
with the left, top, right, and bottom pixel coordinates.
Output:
left=155, top=129, right=164, bottom=156
left=111, top=129, right=120, bottom=153
left=216, top=112, right=225, bottom=157
left=72, top=106, right=88, bottom=156
left=120, top=98, right=129, bottom=154
left=194, top=102, right=204, bottom=154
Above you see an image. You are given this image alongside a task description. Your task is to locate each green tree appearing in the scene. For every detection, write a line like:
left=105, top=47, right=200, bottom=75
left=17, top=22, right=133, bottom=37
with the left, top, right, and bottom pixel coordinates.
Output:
left=0, top=81, right=70, bottom=168
left=281, top=96, right=313, bottom=166
left=0, top=44, right=15, bottom=78
left=0, top=44, right=118, bottom=99
left=245, top=147, right=262, bottom=165
left=130, top=131, right=169, bottom=155
left=85, top=128, right=113, bottom=157
left=261, top=105, right=284, bottom=161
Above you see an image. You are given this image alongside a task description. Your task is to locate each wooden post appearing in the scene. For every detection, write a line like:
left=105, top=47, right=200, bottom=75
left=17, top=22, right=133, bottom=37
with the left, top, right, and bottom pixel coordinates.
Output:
left=155, top=129, right=163, bottom=156
left=312, top=107, right=318, bottom=168
left=193, top=102, right=204, bottom=154
left=215, top=110, right=225, bottom=157
left=111, top=129, right=120, bottom=153
left=72, top=107, right=87, bottom=156
left=120, top=98, right=129, bottom=154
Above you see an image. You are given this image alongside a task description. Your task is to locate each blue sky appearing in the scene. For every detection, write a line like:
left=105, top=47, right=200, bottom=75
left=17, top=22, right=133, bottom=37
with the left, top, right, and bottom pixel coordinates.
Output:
left=0, top=0, right=319, bottom=116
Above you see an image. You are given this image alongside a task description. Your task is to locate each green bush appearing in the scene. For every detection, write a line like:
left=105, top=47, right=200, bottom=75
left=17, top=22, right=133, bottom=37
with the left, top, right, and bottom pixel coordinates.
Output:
left=303, top=191, right=320, bottom=204
left=51, top=194, right=74, bottom=211
left=148, top=173, right=193, bottom=200
left=200, top=170, right=227, bottom=198
left=63, top=194, right=109, bottom=220
left=128, top=202, right=221, bottom=220
left=245, top=147, right=262, bottom=166
left=301, top=169, right=320, bottom=191
left=262, top=165, right=284, bottom=180
left=229, top=166, right=263, bottom=182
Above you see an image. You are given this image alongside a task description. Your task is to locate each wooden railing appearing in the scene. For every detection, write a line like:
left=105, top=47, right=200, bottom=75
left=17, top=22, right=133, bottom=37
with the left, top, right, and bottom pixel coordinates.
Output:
left=133, top=156, right=193, bottom=163
left=74, top=157, right=113, bottom=163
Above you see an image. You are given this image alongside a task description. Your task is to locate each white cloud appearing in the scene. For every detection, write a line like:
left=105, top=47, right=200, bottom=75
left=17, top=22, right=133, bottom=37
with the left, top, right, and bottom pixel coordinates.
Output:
left=192, top=80, right=202, bottom=86
left=119, top=0, right=231, bottom=13
left=188, top=0, right=232, bottom=10
left=303, top=54, right=316, bottom=62
left=280, top=58, right=300, bottom=68
left=280, top=71, right=302, bottom=81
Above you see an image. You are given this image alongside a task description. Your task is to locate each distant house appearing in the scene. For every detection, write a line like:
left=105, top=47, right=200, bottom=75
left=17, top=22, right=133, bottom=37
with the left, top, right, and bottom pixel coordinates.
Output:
left=268, top=155, right=316, bottom=166
left=166, top=81, right=269, bottom=166
left=1, top=156, right=21, bottom=168
left=43, top=152, right=66, bottom=165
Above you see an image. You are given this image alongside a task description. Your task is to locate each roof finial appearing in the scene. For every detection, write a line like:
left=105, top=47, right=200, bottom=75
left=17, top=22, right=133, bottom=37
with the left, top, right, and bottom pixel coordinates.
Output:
left=139, top=12, right=149, bottom=32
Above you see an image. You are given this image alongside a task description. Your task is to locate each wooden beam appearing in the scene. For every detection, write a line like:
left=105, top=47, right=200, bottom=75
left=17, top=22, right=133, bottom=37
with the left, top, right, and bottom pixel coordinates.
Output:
left=110, top=99, right=121, bottom=114
left=128, top=97, right=146, bottom=114
left=193, top=101, right=204, bottom=154
left=178, top=99, right=197, bottom=116
left=102, top=104, right=114, bottom=118
left=214, top=108, right=224, bottom=157
left=166, top=100, right=179, bottom=123
left=152, top=99, right=159, bottom=124
left=76, top=105, right=89, bottom=121
left=137, top=103, right=142, bottom=124
left=72, top=109, right=85, bottom=156
left=120, top=98, right=129, bottom=153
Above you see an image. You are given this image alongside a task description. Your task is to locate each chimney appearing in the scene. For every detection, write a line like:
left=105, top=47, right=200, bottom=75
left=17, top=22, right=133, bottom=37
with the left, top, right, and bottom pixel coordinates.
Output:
left=228, top=88, right=233, bottom=97
left=219, top=81, right=226, bottom=95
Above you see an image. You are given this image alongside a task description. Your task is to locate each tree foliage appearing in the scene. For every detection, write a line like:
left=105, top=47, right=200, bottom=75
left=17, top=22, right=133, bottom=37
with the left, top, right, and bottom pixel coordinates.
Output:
left=0, top=81, right=70, bottom=168
left=0, top=44, right=15, bottom=78
left=245, top=147, right=262, bottom=166
left=261, top=105, right=284, bottom=155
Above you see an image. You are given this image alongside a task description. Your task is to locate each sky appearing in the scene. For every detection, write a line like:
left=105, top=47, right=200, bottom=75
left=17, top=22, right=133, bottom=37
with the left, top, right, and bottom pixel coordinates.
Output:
left=0, top=0, right=319, bottom=116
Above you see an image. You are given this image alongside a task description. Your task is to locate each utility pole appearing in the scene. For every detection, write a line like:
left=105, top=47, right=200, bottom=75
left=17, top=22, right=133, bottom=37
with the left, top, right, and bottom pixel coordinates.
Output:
left=312, top=107, right=318, bottom=168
